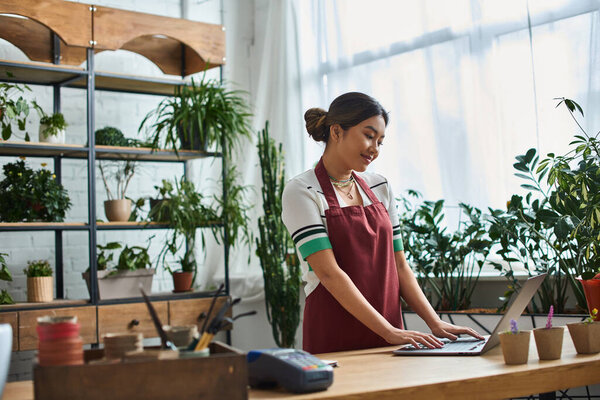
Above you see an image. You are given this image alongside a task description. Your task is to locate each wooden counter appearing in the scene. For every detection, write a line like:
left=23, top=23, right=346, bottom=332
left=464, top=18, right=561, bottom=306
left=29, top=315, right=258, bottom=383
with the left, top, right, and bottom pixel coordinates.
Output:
left=249, top=330, right=600, bottom=400
left=3, top=331, right=599, bottom=400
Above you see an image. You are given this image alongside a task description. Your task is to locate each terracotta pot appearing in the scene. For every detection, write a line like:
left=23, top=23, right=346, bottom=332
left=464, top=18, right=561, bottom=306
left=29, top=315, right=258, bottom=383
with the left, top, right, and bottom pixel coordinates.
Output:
left=533, top=327, right=564, bottom=360
left=567, top=322, right=600, bottom=354
left=499, top=330, right=530, bottom=365
left=104, top=199, right=132, bottom=222
left=38, top=125, right=65, bottom=144
left=172, top=271, right=193, bottom=292
left=578, top=277, right=600, bottom=321
left=27, top=276, right=53, bottom=302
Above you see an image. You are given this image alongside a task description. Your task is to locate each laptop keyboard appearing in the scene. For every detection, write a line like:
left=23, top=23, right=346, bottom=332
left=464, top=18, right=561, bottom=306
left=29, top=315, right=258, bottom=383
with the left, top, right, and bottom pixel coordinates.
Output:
left=403, top=338, right=485, bottom=351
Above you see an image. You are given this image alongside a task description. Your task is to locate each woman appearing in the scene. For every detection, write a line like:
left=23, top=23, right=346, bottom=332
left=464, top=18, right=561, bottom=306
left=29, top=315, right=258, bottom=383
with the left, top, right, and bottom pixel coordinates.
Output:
left=282, top=92, right=483, bottom=354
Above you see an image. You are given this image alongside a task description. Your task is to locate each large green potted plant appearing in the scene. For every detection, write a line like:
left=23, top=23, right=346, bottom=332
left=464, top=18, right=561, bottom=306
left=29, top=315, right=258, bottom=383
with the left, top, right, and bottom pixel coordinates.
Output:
left=256, top=122, right=301, bottom=348
left=151, top=178, right=220, bottom=292
left=0, top=160, right=71, bottom=222
left=82, top=241, right=155, bottom=300
left=0, top=253, right=14, bottom=305
left=138, top=75, right=253, bottom=156
left=398, top=191, right=493, bottom=311
left=489, top=98, right=600, bottom=317
left=0, top=76, right=42, bottom=142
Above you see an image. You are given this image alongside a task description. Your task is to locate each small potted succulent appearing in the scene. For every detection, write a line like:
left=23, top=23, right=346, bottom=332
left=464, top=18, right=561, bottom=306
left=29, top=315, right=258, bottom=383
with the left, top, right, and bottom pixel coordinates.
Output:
left=82, top=241, right=155, bottom=300
left=38, top=112, right=67, bottom=144
left=24, top=260, right=53, bottom=303
left=499, top=319, right=531, bottom=365
left=567, top=308, right=600, bottom=354
left=0, top=252, right=14, bottom=305
left=532, top=305, right=563, bottom=360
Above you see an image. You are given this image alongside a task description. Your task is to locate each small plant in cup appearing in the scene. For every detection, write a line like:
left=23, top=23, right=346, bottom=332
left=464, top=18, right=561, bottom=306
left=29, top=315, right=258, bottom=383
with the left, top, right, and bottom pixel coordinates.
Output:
left=567, top=308, right=600, bottom=354
left=24, top=260, right=53, bottom=303
left=533, top=305, right=564, bottom=360
left=499, top=319, right=531, bottom=364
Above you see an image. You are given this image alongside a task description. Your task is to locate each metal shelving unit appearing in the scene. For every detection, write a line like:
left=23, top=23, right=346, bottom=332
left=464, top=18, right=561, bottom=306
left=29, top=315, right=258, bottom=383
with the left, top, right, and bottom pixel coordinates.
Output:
left=0, top=45, right=230, bottom=311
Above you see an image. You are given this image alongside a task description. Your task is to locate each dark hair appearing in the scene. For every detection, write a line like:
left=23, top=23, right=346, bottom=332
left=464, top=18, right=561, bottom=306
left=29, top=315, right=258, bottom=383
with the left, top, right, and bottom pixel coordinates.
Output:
left=304, top=92, right=389, bottom=143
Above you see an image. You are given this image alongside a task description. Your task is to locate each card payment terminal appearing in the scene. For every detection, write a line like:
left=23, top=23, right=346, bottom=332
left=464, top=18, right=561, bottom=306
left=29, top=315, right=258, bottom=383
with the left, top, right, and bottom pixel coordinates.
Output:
left=247, top=348, right=334, bottom=393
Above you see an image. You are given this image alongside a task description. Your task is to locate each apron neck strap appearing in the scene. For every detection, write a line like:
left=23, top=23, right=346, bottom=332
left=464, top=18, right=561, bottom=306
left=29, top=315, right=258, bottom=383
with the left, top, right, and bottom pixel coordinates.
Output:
left=315, top=158, right=379, bottom=207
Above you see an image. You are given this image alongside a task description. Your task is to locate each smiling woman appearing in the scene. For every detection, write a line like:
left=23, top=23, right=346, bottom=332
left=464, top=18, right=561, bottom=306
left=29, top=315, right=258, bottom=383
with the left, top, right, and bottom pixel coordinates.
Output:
left=281, top=92, right=483, bottom=354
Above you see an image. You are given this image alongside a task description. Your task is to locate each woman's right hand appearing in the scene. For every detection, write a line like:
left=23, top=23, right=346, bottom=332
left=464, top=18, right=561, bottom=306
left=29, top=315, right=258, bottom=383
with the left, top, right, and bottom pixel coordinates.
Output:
left=384, top=327, right=445, bottom=349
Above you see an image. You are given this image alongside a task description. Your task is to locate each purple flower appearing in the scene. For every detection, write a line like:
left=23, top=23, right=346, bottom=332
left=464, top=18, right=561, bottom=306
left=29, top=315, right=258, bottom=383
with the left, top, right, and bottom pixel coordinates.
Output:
left=510, top=319, right=518, bottom=334
left=545, top=305, right=554, bottom=329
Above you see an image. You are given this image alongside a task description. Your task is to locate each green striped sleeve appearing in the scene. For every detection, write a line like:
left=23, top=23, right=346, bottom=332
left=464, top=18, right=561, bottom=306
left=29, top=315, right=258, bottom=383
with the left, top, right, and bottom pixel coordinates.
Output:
left=393, top=238, right=404, bottom=252
left=298, top=237, right=332, bottom=260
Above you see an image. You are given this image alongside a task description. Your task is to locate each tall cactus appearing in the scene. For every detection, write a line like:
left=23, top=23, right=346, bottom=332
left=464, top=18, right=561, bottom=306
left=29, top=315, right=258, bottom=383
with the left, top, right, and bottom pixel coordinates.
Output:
left=256, top=122, right=301, bottom=348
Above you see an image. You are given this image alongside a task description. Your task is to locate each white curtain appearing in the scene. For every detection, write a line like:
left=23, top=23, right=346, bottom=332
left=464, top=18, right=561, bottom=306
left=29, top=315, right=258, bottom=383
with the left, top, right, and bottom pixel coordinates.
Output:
left=201, top=0, right=305, bottom=299
left=293, top=0, right=600, bottom=229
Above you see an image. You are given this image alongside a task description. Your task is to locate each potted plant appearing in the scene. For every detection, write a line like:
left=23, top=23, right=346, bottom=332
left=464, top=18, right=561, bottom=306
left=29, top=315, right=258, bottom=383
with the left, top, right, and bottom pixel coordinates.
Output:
left=99, top=160, right=137, bottom=221
left=38, top=112, right=67, bottom=144
left=499, top=319, right=531, bottom=365
left=82, top=241, right=155, bottom=300
left=151, top=178, right=219, bottom=292
left=0, top=76, right=42, bottom=142
left=139, top=75, right=253, bottom=156
left=489, top=98, right=600, bottom=315
left=94, top=126, right=149, bottom=148
left=0, top=160, right=71, bottom=222
left=533, top=305, right=563, bottom=360
left=255, top=122, right=302, bottom=348
left=397, top=191, right=494, bottom=311
left=567, top=308, right=600, bottom=354
left=24, top=260, right=53, bottom=303
left=0, top=252, right=14, bottom=305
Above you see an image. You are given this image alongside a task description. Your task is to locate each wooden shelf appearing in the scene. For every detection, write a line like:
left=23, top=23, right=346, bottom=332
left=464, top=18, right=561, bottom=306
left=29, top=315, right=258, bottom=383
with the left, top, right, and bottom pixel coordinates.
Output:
left=0, top=141, right=219, bottom=161
left=0, top=222, right=88, bottom=231
left=0, top=299, right=89, bottom=311
left=0, top=59, right=190, bottom=96
left=0, top=59, right=86, bottom=86
left=0, top=141, right=87, bottom=158
left=95, top=145, right=220, bottom=161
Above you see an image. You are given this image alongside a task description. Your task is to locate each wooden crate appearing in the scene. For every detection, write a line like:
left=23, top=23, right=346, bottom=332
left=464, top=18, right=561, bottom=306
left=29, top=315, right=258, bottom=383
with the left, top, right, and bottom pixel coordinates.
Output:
left=33, top=341, right=248, bottom=400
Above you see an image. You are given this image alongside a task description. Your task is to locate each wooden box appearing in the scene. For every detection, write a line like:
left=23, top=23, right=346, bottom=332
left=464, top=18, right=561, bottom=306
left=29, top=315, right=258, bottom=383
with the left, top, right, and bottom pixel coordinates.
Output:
left=33, top=341, right=248, bottom=400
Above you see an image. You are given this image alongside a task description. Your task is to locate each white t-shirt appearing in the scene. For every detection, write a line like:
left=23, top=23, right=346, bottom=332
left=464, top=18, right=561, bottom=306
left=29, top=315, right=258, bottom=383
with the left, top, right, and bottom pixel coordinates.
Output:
left=281, top=168, right=404, bottom=297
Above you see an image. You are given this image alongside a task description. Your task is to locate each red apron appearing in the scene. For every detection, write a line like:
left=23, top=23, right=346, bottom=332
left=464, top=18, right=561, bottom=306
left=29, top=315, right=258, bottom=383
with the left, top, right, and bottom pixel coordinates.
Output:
left=303, top=158, right=403, bottom=354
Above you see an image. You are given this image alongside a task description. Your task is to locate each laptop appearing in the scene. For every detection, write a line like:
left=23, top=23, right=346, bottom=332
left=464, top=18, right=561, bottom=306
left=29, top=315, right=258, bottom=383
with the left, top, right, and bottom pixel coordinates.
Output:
left=393, top=273, right=546, bottom=356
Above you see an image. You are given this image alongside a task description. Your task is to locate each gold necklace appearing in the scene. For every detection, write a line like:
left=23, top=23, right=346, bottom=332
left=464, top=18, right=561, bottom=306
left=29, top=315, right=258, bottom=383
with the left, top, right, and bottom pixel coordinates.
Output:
left=336, top=180, right=354, bottom=199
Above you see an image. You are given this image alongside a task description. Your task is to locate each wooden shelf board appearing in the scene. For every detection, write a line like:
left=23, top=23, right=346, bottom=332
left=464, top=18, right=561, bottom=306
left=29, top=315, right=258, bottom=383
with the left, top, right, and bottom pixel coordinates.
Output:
left=69, top=70, right=185, bottom=96
left=0, top=142, right=219, bottom=161
left=0, top=59, right=187, bottom=95
left=0, top=59, right=86, bottom=85
left=95, top=145, right=219, bottom=161
left=0, top=299, right=89, bottom=311
left=0, top=140, right=87, bottom=158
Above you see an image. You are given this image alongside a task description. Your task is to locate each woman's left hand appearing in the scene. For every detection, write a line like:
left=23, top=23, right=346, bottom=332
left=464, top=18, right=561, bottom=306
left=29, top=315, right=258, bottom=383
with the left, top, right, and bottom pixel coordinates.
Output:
left=428, top=319, right=485, bottom=341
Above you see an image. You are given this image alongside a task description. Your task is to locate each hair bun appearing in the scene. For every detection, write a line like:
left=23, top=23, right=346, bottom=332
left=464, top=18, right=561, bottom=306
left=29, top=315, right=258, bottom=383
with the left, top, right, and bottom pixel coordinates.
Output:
left=304, top=108, right=329, bottom=142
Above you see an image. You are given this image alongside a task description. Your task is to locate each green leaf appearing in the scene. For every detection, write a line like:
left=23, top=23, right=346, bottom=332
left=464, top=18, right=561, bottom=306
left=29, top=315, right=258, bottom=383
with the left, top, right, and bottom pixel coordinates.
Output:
left=513, top=163, right=529, bottom=172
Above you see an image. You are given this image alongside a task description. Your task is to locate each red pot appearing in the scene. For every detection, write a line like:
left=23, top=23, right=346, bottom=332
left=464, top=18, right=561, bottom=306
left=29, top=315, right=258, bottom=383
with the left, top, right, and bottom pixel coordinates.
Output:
left=578, top=275, right=600, bottom=321
left=173, top=271, right=193, bottom=292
